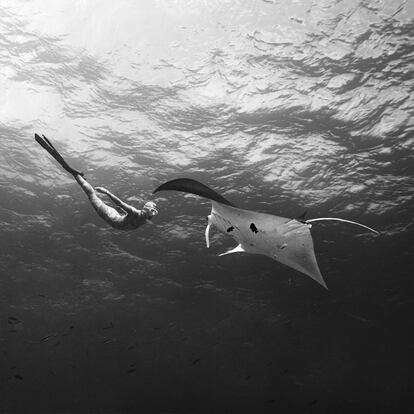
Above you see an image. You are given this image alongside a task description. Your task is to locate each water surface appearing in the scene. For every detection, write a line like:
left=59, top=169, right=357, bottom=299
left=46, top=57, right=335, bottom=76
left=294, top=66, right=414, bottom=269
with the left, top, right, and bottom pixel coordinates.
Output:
left=0, top=1, right=413, bottom=412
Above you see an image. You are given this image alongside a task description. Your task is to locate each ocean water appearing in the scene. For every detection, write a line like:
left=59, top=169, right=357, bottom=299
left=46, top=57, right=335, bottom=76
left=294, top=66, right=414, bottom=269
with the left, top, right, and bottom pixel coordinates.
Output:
left=0, top=0, right=413, bottom=412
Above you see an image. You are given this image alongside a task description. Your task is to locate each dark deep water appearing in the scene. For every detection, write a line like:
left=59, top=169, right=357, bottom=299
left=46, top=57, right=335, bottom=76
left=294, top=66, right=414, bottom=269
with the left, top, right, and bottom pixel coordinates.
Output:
left=0, top=1, right=413, bottom=412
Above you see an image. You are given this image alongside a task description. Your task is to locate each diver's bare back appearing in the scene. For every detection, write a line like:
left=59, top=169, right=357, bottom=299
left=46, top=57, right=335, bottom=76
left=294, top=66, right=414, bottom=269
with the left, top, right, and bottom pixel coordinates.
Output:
left=35, top=133, right=158, bottom=230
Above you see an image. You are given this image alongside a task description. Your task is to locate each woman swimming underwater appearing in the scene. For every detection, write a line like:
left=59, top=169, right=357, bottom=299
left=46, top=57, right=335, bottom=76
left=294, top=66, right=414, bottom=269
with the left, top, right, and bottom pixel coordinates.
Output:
left=35, top=134, right=158, bottom=230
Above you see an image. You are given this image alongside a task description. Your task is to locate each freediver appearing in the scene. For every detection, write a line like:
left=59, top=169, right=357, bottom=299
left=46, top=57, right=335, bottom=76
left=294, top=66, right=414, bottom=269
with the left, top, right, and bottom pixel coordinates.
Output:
left=35, top=133, right=158, bottom=230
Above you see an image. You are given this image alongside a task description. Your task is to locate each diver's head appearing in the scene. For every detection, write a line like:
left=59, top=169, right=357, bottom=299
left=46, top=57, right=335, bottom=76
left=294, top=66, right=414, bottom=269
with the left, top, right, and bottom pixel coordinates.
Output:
left=143, top=201, right=158, bottom=219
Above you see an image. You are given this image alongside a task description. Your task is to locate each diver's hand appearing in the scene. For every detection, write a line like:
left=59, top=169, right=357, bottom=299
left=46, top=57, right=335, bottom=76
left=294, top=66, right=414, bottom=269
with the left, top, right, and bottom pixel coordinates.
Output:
left=95, top=187, right=108, bottom=194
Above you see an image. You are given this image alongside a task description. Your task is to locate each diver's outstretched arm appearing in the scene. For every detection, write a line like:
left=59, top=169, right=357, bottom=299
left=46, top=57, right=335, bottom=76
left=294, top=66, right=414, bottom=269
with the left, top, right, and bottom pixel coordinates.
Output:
left=95, top=187, right=137, bottom=213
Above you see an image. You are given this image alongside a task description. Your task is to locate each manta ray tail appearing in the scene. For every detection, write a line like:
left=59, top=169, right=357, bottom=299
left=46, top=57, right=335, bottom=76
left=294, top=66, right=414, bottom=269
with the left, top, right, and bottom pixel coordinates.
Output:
left=35, top=133, right=84, bottom=177
left=306, top=217, right=379, bottom=234
left=153, top=178, right=235, bottom=207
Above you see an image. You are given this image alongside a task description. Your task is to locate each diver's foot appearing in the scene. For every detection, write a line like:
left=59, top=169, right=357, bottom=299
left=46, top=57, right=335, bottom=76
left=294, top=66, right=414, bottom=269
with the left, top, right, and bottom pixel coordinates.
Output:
left=35, top=133, right=84, bottom=177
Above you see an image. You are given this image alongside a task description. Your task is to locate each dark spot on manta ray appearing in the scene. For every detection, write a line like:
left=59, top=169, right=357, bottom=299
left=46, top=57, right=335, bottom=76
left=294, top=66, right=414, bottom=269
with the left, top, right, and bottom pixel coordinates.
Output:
left=227, top=226, right=234, bottom=233
left=250, top=223, right=258, bottom=233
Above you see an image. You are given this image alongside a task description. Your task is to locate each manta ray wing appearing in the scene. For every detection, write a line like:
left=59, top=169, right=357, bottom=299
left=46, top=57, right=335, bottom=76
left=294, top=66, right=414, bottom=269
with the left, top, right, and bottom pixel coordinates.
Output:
left=153, top=178, right=235, bottom=206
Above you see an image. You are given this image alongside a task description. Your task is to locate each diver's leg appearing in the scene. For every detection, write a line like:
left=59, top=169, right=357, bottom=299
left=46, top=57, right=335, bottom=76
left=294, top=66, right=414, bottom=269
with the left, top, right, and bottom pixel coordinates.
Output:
left=74, top=175, right=121, bottom=223
left=74, top=175, right=104, bottom=210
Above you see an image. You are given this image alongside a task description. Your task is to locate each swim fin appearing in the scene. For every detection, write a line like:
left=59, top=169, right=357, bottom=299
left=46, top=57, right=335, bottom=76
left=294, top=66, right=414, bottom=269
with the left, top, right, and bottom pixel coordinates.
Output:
left=35, top=133, right=84, bottom=177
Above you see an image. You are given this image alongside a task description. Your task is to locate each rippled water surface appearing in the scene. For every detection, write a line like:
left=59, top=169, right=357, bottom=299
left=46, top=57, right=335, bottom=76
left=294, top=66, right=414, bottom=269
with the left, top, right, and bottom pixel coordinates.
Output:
left=0, top=0, right=413, bottom=412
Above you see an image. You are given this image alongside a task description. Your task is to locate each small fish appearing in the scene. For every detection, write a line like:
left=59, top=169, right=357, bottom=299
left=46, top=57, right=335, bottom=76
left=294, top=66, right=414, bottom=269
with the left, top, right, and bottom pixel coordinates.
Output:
left=8, top=316, right=21, bottom=325
left=102, top=322, right=114, bottom=330
left=40, top=334, right=56, bottom=342
left=15, top=375, right=23, bottom=381
left=345, top=312, right=371, bottom=323
left=127, top=368, right=136, bottom=374
left=8, top=316, right=19, bottom=322
left=191, top=358, right=201, bottom=365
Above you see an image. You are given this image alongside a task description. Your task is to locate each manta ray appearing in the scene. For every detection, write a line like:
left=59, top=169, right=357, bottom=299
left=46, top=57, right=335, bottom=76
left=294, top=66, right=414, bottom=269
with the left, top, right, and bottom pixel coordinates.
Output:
left=154, top=178, right=378, bottom=289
